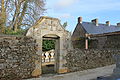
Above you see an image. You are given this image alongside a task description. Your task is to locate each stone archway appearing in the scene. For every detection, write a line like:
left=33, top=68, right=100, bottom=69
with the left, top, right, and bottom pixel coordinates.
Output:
left=42, top=34, right=60, bottom=74
left=26, top=16, right=72, bottom=76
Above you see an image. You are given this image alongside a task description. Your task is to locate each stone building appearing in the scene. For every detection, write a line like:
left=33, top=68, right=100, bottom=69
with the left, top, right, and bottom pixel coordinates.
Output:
left=26, top=16, right=72, bottom=76
left=72, top=17, right=120, bottom=49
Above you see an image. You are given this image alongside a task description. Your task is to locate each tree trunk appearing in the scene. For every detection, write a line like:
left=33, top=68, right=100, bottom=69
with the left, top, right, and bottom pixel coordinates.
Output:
left=0, top=0, right=6, bottom=33
left=17, top=0, right=28, bottom=29
left=12, top=0, right=21, bottom=32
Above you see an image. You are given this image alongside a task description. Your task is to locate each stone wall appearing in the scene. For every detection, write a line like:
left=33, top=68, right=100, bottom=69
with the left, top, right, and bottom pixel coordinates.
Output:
left=0, top=35, right=39, bottom=79
left=72, top=38, right=98, bottom=49
left=103, top=35, right=120, bottom=49
left=64, top=49, right=120, bottom=72
left=72, top=34, right=120, bottom=49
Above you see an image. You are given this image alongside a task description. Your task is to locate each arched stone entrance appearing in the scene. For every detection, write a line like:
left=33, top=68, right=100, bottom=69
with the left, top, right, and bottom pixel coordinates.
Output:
left=42, top=34, right=60, bottom=74
left=26, top=16, right=72, bottom=76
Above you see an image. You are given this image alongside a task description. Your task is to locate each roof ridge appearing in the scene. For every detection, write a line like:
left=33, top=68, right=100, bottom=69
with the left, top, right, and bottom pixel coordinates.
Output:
left=80, top=21, right=120, bottom=35
left=82, top=21, right=117, bottom=26
left=41, top=16, right=59, bottom=20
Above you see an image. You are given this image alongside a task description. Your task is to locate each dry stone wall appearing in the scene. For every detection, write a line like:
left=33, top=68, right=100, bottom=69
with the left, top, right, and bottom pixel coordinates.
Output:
left=0, top=35, right=39, bottom=79
left=64, top=49, right=120, bottom=72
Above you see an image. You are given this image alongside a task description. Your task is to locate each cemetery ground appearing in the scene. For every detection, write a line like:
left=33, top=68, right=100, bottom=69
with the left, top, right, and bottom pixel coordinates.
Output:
left=26, top=64, right=115, bottom=80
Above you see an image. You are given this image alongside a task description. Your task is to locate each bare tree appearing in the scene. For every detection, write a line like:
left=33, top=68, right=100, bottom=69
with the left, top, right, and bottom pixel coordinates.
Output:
left=0, top=0, right=46, bottom=32
left=0, top=0, right=6, bottom=33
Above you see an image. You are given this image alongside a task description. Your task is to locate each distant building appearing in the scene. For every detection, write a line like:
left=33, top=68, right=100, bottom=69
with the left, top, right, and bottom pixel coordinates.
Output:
left=72, top=17, right=120, bottom=49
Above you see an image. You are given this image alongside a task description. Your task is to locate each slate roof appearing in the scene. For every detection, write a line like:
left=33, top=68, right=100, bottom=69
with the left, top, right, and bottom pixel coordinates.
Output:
left=81, top=22, right=120, bottom=35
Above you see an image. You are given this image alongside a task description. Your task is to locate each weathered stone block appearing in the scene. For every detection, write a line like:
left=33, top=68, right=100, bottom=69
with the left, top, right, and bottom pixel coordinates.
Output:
left=32, top=69, right=41, bottom=77
left=58, top=68, right=68, bottom=73
left=0, top=64, right=5, bottom=69
left=0, top=59, right=5, bottom=63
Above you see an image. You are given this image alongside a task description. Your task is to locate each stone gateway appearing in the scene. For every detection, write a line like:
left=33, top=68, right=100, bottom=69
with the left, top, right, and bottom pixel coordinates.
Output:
left=26, top=16, right=72, bottom=76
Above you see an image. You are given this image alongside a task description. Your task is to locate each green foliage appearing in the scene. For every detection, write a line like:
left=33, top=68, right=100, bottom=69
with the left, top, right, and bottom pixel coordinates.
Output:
left=42, top=40, right=55, bottom=51
left=5, top=28, right=26, bottom=35
left=63, top=22, right=67, bottom=28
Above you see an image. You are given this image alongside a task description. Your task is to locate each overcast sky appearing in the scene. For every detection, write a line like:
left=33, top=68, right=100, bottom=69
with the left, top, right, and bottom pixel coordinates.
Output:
left=44, top=0, right=120, bottom=32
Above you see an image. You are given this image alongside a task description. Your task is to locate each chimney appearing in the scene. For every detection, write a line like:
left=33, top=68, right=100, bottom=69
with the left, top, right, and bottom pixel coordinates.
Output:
left=78, top=17, right=82, bottom=23
left=106, top=21, right=110, bottom=26
left=117, top=23, right=120, bottom=26
left=91, top=18, right=98, bottom=26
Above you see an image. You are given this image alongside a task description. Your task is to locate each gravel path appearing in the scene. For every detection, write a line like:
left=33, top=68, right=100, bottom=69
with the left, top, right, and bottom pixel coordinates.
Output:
left=26, top=64, right=115, bottom=80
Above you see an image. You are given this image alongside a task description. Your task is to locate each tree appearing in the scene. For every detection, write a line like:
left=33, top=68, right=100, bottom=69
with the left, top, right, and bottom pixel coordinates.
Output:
left=0, top=0, right=46, bottom=32
left=12, top=0, right=45, bottom=32
left=0, top=0, right=6, bottom=33
left=63, top=22, right=67, bottom=29
left=42, top=40, right=55, bottom=51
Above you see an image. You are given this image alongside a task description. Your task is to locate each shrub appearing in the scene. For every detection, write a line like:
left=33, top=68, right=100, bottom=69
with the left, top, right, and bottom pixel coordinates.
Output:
left=42, top=40, right=55, bottom=51
left=5, top=28, right=26, bottom=35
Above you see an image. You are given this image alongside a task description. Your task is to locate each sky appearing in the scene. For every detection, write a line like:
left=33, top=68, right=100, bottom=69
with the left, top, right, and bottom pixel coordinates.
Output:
left=44, top=0, right=120, bottom=33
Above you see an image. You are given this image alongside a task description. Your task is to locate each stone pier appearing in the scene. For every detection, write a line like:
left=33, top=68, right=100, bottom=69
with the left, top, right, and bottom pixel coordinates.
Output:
left=113, top=54, right=120, bottom=77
